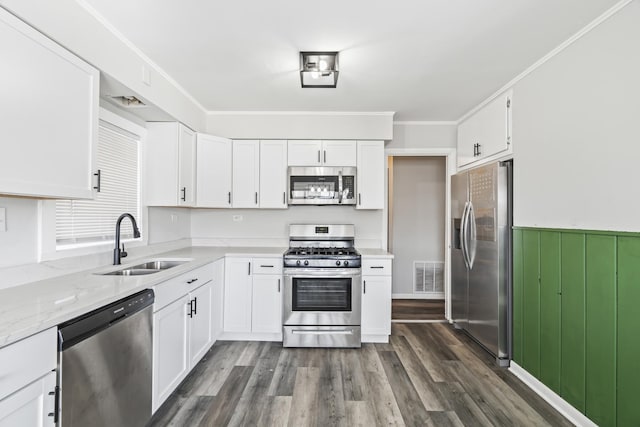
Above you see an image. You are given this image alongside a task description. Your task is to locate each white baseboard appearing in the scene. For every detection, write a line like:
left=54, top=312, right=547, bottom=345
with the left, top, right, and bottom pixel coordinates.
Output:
left=362, top=334, right=389, bottom=343
left=217, top=332, right=282, bottom=342
left=392, top=293, right=445, bottom=299
left=509, top=362, right=597, bottom=427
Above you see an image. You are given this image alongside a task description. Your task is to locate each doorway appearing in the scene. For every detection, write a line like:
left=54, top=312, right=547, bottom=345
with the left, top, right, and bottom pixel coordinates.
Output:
left=387, top=155, right=448, bottom=322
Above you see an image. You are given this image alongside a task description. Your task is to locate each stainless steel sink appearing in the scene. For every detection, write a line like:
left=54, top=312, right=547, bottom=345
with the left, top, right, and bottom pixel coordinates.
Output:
left=99, top=259, right=189, bottom=276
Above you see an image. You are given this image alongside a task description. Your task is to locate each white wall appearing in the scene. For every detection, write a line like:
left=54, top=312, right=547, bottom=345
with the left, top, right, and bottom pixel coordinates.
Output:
left=206, top=113, right=393, bottom=140
left=389, top=157, right=446, bottom=295
left=389, top=123, right=457, bottom=150
left=0, top=0, right=205, bottom=130
left=147, top=207, right=192, bottom=244
left=191, top=206, right=384, bottom=248
left=512, top=1, right=640, bottom=232
left=0, top=197, right=39, bottom=268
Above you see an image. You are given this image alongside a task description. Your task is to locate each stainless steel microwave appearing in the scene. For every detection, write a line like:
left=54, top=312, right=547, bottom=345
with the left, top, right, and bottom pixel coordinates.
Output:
left=287, top=166, right=356, bottom=205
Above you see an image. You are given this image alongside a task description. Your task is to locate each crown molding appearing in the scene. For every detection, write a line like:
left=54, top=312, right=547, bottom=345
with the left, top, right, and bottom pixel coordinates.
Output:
left=206, top=111, right=395, bottom=117
left=457, top=0, right=634, bottom=124
left=76, top=0, right=208, bottom=114
left=393, top=121, right=457, bottom=126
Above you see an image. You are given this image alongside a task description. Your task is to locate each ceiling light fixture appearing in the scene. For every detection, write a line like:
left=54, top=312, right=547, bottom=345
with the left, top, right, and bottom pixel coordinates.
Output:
left=300, top=51, right=339, bottom=88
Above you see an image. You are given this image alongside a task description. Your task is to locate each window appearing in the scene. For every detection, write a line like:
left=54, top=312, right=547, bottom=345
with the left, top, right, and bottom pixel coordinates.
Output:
left=55, top=118, right=141, bottom=247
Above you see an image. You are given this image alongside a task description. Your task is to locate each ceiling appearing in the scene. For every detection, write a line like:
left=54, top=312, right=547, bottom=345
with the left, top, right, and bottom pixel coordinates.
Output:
left=85, top=0, right=620, bottom=121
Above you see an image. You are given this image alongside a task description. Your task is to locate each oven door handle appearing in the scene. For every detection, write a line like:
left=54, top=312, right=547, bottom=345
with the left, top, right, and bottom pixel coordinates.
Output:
left=291, top=329, right=355, bottom=335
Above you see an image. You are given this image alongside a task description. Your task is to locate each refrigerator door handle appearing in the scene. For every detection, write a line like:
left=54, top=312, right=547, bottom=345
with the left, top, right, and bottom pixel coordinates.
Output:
left=468, top=202, right=477, bottom=269
left=460, top=201, right=470, bottom=269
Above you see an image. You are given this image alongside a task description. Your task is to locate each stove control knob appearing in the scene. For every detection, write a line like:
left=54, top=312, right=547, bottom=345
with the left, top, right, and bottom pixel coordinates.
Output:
left=336, top=260, right=341, bottom=266
left=304, top=260, right=309, bottom=266
left=296, top=260, right=301, bottom=266
left=344, top=261, right=349, bottom=266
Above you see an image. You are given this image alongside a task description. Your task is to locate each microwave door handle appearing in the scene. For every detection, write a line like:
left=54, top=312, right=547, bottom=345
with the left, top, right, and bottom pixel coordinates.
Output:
left=338, top=170, right=343, bottom=203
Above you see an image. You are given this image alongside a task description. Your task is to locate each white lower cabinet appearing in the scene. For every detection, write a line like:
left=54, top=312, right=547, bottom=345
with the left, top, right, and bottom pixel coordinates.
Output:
left=361, top=258, right=393, bottom=342
left=152, top=265, right=214, bottom=413
left=223, top=257, right=282, bottom=339
left=0, top=327, right=57, bottom=426
left=152, top=296, right=189, bottom=413
left=0, top=371, right=56, bottom=427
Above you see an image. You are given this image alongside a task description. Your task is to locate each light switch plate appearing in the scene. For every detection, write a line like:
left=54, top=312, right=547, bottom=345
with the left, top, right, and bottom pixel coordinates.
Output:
left=0, top=208, right=6, bottom=232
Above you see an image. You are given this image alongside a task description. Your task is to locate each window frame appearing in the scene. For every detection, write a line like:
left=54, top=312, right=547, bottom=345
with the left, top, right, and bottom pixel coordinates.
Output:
left=39, top=107, right=148, bottom=262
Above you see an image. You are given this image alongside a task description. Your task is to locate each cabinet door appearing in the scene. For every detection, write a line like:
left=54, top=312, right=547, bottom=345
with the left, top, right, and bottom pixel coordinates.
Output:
left=178, top=125, right=196, bottom=206
left=0, top=371, right=56, bottom=427
left=475, top=90, right=512, bottom=161
left=457, top=117, right=477, bottom=167
left=152, top=296, right=189, bottom=412
left=196, top=133, right=232, bottom=208
left=251, top=275, right=282, bottom=334
left=259, top=140, right=288, bottom=208
left=211, top=259, right=225, bottom=340
left=361, top=276, right=392, bottom=336
left=0, top=9, right=98, bottom=199
left=146, top=122, right=179, bottom=206
left=188, top=281, right=213, bottom=368
left=356, top=141, right=385, bottom=209
left=287, top=140, right=322, bottom=166
left=323, top=140, right=357, bottom=166
left=232, top=140, right=260, bottom=208
left=223, top=258, right=253, bottom=333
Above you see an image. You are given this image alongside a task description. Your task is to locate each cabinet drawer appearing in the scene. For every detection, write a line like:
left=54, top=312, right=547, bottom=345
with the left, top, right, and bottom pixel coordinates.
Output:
left=154, top=263, right=214, bottom=311
left=362, top=259, right=392, bottom=276
left=0, top=327, right=57, bottom=401
left=252, top=258, right=283, bottom=275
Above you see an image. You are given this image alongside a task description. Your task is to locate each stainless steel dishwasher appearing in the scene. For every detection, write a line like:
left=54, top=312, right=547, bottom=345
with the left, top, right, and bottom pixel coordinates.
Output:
left=57, top=289, right=154, bottom=427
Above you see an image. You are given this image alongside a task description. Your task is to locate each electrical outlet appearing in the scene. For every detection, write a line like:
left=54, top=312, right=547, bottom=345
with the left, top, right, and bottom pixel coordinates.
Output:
left=233, top=215, right=243, bottom=222
left=0, top=208, right=5, bottom=232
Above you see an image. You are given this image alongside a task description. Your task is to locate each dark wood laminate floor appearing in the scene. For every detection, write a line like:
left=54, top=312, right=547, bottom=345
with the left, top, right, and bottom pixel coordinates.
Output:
left=392, top=299, right=446, bottom=321
left=150, top=323, right=573, bottom=427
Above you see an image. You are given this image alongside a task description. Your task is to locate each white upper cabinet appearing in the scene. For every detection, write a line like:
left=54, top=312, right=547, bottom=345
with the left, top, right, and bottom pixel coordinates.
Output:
left=0, top=8, right=99, bottom=199
left=196, top=133, right=232, bottom=208
left=287, top=140, right=356, bottom=166
left=232, top=140, right=260, bottom=208
left=457, top=89, right=513, bottom=168
left=259, top=140, right=288, bottom=209
left=146, top=122, right=196, bottom=206
left=322, top=140, right=357, bottom=166
left=356, top=141, right=385, bottom=210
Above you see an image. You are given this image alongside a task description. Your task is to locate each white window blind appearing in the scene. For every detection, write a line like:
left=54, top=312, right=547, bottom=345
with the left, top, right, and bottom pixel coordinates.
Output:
left=56, top=120, right=140, bottom=246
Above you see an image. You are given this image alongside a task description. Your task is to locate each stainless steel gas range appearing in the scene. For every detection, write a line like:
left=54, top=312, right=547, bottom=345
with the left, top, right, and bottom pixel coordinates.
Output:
left=282, top=224, right=362, bottom=348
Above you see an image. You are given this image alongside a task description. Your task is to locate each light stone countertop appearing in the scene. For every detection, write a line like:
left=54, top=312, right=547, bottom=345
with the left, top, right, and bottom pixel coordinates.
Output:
left=358, top=248, right=394, bottom=258
left=0, top=246, right=286, bottom=349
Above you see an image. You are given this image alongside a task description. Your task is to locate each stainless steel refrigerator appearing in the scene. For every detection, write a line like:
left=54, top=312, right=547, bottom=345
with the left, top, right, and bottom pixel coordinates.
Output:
left=451, top=160, right=512, bottom=366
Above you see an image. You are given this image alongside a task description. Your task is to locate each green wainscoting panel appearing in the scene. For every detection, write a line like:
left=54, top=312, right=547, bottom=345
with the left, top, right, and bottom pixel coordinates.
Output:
left=539, top=231, right=561, bottom=394
left=585, top=235, right=617, bottom=427
left=512, top=229, right=523, bottom=365
left=522, top=230, right=540, bottom=378
left=616, top=236, right=640, bottom=426
left=560, top=233, right=586, bottom=413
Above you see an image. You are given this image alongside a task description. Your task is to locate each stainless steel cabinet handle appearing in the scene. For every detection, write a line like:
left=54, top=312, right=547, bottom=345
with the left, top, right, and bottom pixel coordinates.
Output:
left=93, top=169, right=101, bottom=192
left=324, top=150, right=327, bottom=163
left=283, top=192, right=286, bottom=205
left=364, top=280, right=366, bottom=294
left=255, top=192, right=258, bottom=205
left=506, top=97, right=512, bottom=145
left=181, top=187, right=186, bottom=201
left=260, top=265, right=274, bottom=268
left=187, top=300, right=194, bottom=318
left=358, top=193, right=362, bottom=205
left=317, top=150, right=321, bottom=163
left=278, top=278, right=281, bottom=293
left=193, top=297, right=197, bottom=315
left=228, top=191, right=231, bottom=205
left=248, top=262, right=251, bottom=275
left=370, top=266, right=384, bottom=269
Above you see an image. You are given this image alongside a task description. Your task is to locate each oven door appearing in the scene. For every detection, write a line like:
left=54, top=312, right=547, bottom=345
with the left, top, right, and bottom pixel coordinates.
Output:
left=283, top=268, right=361, bottom=326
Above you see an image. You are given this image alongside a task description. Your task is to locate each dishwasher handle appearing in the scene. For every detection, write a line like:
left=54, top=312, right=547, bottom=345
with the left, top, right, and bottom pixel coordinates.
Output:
left=58, top=289, right=154, bottom=351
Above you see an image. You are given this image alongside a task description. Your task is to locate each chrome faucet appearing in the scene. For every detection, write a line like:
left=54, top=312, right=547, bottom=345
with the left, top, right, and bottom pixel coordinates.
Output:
left=113, top=213, right=141, bottom=265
